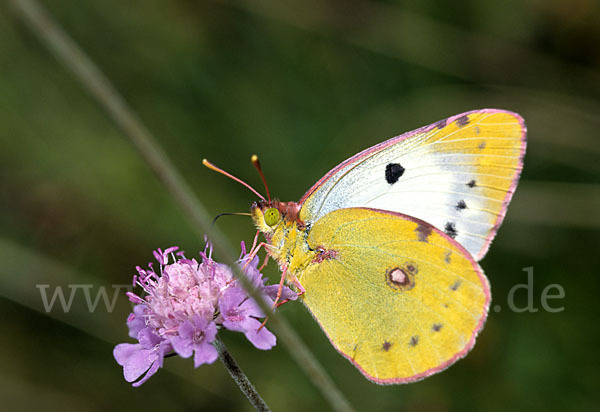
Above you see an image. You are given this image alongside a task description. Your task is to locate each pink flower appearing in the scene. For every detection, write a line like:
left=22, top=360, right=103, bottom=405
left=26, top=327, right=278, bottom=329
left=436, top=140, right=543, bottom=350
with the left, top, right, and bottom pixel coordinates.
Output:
left=114, top=244, right=297, bottom=386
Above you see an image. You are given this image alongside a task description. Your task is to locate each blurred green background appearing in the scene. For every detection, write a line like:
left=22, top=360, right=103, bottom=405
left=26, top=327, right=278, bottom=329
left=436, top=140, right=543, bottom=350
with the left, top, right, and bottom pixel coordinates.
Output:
left=1, top=0, right=599, bottom=411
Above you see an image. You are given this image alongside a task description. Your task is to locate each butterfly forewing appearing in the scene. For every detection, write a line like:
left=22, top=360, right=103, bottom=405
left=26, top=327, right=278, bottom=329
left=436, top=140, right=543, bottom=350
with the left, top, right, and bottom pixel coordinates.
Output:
left=299, top=207, right=490, bottom=383
left=299, top=109, right=526, bottom=261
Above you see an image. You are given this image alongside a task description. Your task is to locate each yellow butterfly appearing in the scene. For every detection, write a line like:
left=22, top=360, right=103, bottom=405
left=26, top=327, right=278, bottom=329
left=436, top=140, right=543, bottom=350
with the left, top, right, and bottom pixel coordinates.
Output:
left=207, top=109, right=526, bottom=384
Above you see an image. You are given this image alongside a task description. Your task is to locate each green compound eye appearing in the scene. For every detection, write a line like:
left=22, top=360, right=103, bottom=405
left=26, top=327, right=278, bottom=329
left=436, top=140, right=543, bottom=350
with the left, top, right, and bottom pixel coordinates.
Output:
left=264, top=208, right=280, bottom=227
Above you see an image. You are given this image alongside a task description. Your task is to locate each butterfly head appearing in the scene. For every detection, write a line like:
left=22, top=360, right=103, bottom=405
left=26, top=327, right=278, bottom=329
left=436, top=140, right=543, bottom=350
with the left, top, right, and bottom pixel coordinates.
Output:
left=251, top=200, right=302, bottom=237
left=251, top=200, right=279, bottom=237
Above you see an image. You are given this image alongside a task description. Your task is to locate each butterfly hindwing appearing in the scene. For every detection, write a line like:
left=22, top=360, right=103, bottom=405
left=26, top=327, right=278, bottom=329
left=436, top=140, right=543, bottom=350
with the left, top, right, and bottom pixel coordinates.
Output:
left=299, top=207, right=490, bottom=384
left=299, top=109, right=526, bottom=261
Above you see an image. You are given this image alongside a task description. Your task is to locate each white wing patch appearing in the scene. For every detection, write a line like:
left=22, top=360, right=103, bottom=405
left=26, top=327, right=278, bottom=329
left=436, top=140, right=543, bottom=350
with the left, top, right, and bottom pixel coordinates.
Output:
left=299, top=110, right=526, bottom=261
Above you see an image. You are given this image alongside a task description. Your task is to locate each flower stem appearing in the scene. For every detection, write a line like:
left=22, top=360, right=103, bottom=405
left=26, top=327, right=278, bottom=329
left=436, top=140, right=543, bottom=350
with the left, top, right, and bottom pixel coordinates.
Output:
left=214, top=337, right=270, bottom=412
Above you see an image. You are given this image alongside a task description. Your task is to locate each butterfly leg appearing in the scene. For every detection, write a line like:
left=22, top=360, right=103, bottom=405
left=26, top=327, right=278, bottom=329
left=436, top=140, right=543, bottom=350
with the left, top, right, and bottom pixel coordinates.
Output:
left=242, top=241, right=271, bottom=271
left=250, top=229, right=260, bottom=253
left=258, top=253, right=270, bottom=271
left=272, top=265, right=288, bottom=307
left=272, top=276, right=303, bottom=307
left=271, top=272, right=304, bottom=309
left=257, top=265, right=289, bottom=332
left=290, top=277, right=305, bottom=297
left=247, top=230, right=271, bottom=271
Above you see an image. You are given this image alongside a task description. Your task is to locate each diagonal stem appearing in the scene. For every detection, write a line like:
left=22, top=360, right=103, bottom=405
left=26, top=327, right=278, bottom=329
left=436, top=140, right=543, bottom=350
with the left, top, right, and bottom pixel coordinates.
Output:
left=214, top=337, right=271, bottom=412
left=6, top=1, right=356, bottom=411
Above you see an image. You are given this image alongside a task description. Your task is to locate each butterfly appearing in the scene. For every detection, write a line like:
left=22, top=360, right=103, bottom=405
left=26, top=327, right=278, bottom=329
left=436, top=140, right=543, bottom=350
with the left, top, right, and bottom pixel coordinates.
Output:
left=207, top=109, right=526, bottom=384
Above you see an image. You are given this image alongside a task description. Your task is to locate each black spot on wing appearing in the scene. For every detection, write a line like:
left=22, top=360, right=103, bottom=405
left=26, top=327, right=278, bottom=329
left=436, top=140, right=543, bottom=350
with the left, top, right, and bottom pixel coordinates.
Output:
left=478, top=141, right=486, bottom=149
left=455, top=200, right=467, bottom=211
left=444, top=222, right=458, bottom=239
left=382, top=341, right=392, bottom=351
left=467, top=180, right=477, bottom=188
left=409, top=336, right=419, bottom=347
left=415, top=224, right=432, bottom=242
left=435, top=119, right=447, bottom=129
left=456, top=115, right=469, bottom=127
left=406, top=263, right=418, bottom=274
left=432, top=324, right=443, bottom=332
left=450, top=280, right=462, bottom=291
left=444, top=251, right=452, bottom=264
left=385, top=163, right=405, bottom=184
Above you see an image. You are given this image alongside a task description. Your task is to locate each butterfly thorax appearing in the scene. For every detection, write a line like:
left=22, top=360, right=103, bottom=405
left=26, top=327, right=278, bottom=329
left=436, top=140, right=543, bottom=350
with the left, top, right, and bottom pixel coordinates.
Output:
left=251, top=200, right=315, bottom=282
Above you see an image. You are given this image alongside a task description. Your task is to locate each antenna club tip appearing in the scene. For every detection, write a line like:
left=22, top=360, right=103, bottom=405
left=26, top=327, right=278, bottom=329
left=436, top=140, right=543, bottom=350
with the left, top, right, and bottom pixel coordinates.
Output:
left=251, top=154, right=259, bottom=163
left=202, top=158, right=219, bottom=172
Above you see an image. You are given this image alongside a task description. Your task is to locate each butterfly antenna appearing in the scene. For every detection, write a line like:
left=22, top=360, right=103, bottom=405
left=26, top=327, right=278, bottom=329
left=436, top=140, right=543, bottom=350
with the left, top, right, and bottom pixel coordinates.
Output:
left=210, top=212, right=251, bottom=230
left=251, top=154, right=271, bottom=202
left=202, top=159, right=266, bottom=201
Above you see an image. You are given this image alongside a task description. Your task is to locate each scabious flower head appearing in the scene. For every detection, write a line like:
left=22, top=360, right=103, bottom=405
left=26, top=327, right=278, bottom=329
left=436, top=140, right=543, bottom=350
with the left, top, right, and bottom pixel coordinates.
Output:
left=114, top=244, right=297, bottom=386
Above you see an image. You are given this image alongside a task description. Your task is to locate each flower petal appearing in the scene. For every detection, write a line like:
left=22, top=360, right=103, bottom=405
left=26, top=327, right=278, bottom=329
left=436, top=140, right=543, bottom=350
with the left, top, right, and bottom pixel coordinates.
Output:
left=126, top=305, right=148, bottom=339
left=157, top=341, right=172, bottom=368
left=222, top=315, right=255, bottom=333
left=178, top=319, right=195, bottom=340
left=132, top=356, right=161, bottom=387
left=193, top=341, right=219, bottom=367
left=262, top=285, right=298, bottom=302
left=218, top=287, right=245, bottom=314
left=113, top=343, right=140, bottom=366
left=137, top=327, right=161, bottom=349
left=239, top=297, right=265, bottom=318
left=242, top=318, right=276, bottom=350
left=170, top=335, right=193, bottom=359
left=205, top=321, right=218, bottom=342
left=113, top=344, right=157, bottom=383
left=170, top=320, right=195, bottom=357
